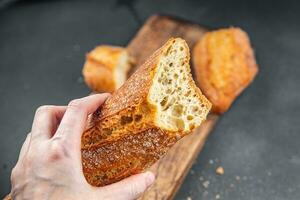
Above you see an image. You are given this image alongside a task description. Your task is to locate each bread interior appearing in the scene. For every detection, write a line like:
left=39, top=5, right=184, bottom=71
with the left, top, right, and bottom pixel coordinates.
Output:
left=148, top=39, right=209, bottom=132
left=82, top=39, right=210, bottom=147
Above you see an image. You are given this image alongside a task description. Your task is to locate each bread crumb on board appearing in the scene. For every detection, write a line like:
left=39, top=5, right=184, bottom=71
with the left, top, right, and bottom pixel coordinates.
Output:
left=202, top=180, right=210, bottom=188
left=216, top=166, right=224, bottom=175
left=216, top=194, right=221, bottom=199
left=186, top=197, right=192, bottom=200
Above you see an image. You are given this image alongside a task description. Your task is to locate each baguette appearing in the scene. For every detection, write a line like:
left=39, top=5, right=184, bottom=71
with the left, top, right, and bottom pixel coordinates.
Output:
left=82, top=45, right=133, bottom=92
left=81, top=38, right=211, bottom=186
left=192, top=28, right=258, bottom=114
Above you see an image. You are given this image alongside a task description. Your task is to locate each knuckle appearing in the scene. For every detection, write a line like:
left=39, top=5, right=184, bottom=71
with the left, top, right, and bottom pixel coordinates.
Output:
left=68, top=99, right=82, bottom=109
left=36, top=105, right=49, bottom=112
left=48, top=139, right=68, bottom=161
left=35, top=105, right=52, bottom=115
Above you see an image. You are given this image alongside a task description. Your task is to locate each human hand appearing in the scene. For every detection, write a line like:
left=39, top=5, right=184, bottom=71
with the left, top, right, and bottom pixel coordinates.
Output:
left=10, top=94, right=155, bottom=200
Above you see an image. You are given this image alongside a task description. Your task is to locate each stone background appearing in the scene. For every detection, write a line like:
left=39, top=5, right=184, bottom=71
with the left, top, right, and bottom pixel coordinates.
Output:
left=0, top=0, right=299, bottom=199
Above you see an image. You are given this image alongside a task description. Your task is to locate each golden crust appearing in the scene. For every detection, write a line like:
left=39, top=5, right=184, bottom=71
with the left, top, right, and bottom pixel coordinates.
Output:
left=81, top=38, right=211, bottom=186
left=82, top=128, right=178, bottom=186
left=82, top=45, right=130, bottom=93
left=192, top=28, right=258, bottom=114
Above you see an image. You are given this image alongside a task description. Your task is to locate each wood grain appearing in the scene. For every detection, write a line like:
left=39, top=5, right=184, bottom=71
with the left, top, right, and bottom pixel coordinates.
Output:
left=127, top=15, right=218, bottom=200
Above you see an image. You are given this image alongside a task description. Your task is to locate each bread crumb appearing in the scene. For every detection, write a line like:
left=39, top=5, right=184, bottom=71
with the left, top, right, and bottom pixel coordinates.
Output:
left=187, top=197, right=192, bottom=200
left=199, top=176, right=204, bottom=181
left=235, top=176, right=240, bottom=181
left=209, top=159, right=214, bottom=164
left=216, top=194, right=221, bottom=199
left=216, top=166, right=224, bottom=175
left=202, top=180, right=210, bottom=188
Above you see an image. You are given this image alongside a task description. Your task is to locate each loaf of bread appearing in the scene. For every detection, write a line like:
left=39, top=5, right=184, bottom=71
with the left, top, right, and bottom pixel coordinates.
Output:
left=82, top=45, right=133, bottom=93
left=192, top=28, right=258, bottom=114
left=81, top=38, right=211, bottom=186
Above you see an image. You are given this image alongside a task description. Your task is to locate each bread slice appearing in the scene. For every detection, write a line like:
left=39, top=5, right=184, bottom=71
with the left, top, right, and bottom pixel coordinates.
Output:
left=81, top=38, right=211, bottom=186
left=192, top=28, right=258, bottom=114
left=82, top=45, right=133, bottom=93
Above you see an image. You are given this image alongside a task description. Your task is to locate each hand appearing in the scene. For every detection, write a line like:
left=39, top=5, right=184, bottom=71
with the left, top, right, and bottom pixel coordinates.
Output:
left=10, top=94, right=155, bottom=200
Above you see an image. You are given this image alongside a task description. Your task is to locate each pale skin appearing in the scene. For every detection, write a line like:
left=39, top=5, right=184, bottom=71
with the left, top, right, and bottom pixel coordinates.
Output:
left=10, top=94, right=155, bottom=200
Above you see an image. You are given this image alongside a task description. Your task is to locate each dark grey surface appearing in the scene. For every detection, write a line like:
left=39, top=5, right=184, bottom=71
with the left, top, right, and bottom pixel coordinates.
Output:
left=0, top=0, right=299, bottom=199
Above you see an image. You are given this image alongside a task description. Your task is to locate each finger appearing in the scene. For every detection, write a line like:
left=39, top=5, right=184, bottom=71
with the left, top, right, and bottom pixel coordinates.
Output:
left=53, top=94, right=110, bottom=150
left=100, top=172, right=155, bottom=200
left=49, top=106, right=68, bottom=137
left=31, top=106, right=67, bottom=140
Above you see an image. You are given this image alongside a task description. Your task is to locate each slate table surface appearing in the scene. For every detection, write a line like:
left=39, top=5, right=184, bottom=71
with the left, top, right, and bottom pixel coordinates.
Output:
left=0, top=0, right=299, bottom=199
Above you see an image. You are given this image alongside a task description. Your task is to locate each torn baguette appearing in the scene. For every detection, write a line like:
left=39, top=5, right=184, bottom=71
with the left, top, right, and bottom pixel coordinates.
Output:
left=82, top=45, right=133, bottom=92
left=192, top=28, right=258, bottom=114
left=81, top=38, right=211, bottom=186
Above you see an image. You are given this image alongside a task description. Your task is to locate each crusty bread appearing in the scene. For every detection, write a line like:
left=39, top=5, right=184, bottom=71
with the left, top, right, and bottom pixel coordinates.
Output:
left=81, top=38, right=211, bottom=186
left=192, top=28, right=258, bottom=114
left=82, top=45, right=133, bottom=93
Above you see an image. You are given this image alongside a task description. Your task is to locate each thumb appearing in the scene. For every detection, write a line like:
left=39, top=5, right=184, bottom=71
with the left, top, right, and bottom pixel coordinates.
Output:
left=99, top=172, right=155, bottom=200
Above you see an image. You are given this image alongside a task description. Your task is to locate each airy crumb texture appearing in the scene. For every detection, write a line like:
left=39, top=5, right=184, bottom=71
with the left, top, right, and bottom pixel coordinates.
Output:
left=82, top=45, right=132, bottom=93
left=149, top=39, right=210, bottom=132
left=193, top=28, right=258, bottom=114
left=81, top=38, right=211, bottom=187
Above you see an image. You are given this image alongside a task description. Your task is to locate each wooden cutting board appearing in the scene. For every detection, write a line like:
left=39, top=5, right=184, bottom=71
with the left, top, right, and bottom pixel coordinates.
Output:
left=127, top=15, right=220, bottom=200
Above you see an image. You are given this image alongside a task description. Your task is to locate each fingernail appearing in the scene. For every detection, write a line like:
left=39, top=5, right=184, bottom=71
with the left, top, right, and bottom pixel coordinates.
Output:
left=144, top=171, right=155, bottom=186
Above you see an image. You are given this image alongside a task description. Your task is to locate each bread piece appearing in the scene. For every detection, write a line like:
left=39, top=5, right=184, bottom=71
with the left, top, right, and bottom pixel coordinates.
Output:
left=81, top=38, right=211, bottom=186
left=192, top=28, right=258, bottom=114
left=82, top=45, right=133, bottom=93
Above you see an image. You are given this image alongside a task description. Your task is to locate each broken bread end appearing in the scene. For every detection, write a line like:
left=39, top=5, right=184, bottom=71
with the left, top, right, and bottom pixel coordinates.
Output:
left=81, top=38, right=211, bottom=187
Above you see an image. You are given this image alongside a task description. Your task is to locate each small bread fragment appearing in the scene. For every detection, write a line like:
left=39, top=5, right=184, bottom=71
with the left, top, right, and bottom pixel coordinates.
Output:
left=81, top=38, right=211, bottom=186
left=216, top=166, right=224, bottom=175
left=82, top=45, right=133, bottom=92
left=193, top=28, right=258, bottom=114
